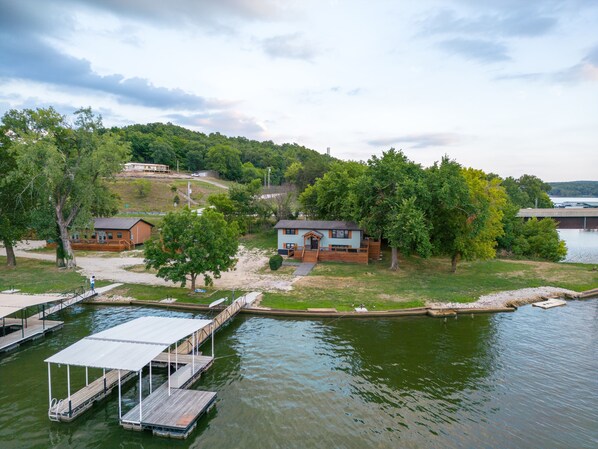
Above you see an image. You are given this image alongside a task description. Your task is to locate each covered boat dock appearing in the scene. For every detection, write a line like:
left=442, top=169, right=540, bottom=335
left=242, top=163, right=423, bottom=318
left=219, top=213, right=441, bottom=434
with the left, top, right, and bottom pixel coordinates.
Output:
left=0, top=293, right=64, bottom=353
left=45, top=316, right=216, bottom=438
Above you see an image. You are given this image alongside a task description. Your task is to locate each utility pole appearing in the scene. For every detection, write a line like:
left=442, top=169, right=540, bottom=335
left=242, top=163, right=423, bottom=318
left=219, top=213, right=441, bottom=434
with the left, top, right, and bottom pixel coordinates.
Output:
left=187, top=181, right=191, bottom=208
left=267, top=167, right=271, bottom=189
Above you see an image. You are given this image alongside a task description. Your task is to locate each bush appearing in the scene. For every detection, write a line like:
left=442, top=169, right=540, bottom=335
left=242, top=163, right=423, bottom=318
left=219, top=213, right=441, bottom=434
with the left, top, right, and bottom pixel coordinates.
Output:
left=269, top=254, right=283, bottom=271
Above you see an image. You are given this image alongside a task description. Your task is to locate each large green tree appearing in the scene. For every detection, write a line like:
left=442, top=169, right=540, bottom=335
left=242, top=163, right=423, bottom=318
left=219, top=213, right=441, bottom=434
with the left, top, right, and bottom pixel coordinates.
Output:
left=0, top=111, right=40, bottom=266
left=13, top=107, right=130, bottom=267
left=144, top=208, right=239, bottom=290
left=355, top=149, right=430, bottom=270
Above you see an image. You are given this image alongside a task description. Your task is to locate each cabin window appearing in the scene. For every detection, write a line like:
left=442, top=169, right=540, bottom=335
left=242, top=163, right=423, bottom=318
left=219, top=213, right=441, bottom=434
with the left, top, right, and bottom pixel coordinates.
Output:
left=284, top=229, right=297, bottom=235
left=285, top=243, right=296, bottom=249
left=117, top=232, right=123, bottom=239
left=107, top=232, right=113, bottom=239
left=91, top=233, right=96, bottom=239
left=331, top=229, right=350, bottom=238
left=83, top=234, right=88, bottom=239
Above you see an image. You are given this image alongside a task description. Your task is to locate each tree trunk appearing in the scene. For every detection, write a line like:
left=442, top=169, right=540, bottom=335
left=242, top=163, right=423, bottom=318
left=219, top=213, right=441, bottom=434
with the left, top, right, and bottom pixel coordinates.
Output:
left=451, top=253, right=459, bottom=273
left=4, top=240, right=16, bottom=267
left=56, top=208, right=76, bottom=268
left=390, top=247, right=399, bottom=271
left=191, top=274, right=197, bottom=291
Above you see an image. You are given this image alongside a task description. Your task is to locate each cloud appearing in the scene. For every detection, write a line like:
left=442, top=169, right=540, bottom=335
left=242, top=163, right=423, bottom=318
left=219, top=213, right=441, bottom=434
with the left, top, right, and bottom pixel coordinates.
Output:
left=421, top=8, right=557, bottom=38
left=261, top=33, right=318, bottom=61
left=497, top=44, right=598, bottom=83
left=0, top=34, right=214, bottom=110
left=368, top=133, right=461, bottom=149
left=439, top=38, right=509, bottom=63
left=167, top=111, right=265, bottom=138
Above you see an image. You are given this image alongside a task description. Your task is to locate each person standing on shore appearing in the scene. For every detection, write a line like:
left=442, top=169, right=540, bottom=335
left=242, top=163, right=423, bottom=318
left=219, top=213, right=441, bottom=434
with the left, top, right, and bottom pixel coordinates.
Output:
left=90, top=275, right=95, bottom=293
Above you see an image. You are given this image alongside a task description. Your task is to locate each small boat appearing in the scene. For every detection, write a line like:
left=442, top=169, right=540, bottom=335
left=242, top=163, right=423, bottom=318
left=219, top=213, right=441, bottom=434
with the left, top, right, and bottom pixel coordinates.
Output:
left=209, top=298, right=227, bottom=308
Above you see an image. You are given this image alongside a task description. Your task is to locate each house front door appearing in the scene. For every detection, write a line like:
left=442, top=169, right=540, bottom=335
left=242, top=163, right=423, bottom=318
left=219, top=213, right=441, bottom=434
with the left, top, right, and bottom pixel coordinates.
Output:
left=310, top=237, right=319, bottom=249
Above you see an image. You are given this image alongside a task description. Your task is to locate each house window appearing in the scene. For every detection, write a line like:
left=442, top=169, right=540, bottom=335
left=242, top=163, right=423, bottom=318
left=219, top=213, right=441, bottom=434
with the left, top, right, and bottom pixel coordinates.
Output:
left=91, top=233, right=96, bottom=239
left=331, top=244, right=349, bottom=249
left=117, top=232, right=123, bottom=239
left=331, top=229, right=350, bottom=238
left=107, top=232, right=113, bottom=239
left=285, top=243, right=296, bottom=249
left=284, top=229, right=297, bottom=235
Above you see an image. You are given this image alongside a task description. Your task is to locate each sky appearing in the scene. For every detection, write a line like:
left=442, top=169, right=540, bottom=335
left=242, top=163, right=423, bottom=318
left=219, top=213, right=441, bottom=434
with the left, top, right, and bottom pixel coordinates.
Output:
left=0, top=0, right=597, bottom=181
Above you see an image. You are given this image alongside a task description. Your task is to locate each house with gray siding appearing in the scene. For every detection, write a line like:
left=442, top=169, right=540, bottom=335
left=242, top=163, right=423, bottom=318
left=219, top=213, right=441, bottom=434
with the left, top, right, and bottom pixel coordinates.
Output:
left=274, top=220, right=378, bottom=264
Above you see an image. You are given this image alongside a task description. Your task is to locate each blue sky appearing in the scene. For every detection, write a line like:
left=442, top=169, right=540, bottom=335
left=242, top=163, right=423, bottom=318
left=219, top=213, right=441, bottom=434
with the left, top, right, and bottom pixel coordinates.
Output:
left=1, top=0, right=597, bottom=181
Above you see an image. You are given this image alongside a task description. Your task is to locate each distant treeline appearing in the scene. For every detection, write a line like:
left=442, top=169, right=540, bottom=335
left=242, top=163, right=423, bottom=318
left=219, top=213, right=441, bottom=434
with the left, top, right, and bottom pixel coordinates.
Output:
left=111, top=123, right=333, bottom=188
left=548, top=181, right=598, bottom=197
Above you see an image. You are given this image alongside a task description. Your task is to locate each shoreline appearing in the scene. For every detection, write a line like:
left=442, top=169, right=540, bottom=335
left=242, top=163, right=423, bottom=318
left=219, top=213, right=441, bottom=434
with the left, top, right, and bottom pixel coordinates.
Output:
left=89, top=286, right=597, bottom=319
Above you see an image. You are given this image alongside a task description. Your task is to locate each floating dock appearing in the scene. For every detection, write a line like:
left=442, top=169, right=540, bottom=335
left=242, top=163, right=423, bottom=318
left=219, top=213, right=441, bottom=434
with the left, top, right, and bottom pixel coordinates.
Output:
left=45, top=293, right=260, bottom=438
left=533, top=298, right=567, bottom=309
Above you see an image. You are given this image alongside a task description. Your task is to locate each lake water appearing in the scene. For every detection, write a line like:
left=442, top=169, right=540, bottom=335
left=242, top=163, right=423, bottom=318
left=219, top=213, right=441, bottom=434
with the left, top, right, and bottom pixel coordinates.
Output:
left=1, top=302, right=597, bottom=449
left=551, top=196, right=598, bottom=263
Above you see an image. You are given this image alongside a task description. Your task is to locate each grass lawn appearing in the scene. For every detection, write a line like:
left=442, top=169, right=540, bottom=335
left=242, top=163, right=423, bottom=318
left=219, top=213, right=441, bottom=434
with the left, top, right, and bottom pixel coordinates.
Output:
left=240, top=229, right=278, bottom=252
left=105, top=283, right=246, bottom=305
left=0, top=257, right=109, bottom=294
left=109, top=177, right=227, bottom=213
left=261, top=253, right=598, bottom=312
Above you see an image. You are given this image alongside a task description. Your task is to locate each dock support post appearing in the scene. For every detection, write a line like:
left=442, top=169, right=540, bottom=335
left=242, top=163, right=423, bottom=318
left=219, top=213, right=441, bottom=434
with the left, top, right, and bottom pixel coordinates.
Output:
left=192, top=332, right=195, bottom=374
left=149, top=361, right=152, bottom=394
left=47, top=363, right=52, bottom=409
left=139, top=369, right=143, bottom=422
left=175, top=343, right=178, bottom=369
left=168, top=345, right=171, bottom=396
left=42, top=304, right=45, bottom=330
left=21, top=310, right=24, bottom=338
left=211, top=323, right=215, bottom=358
left=118, top=370, right=122, bottom=419
left=103, top=368, right=106, bottom=393
left=85, top=367, right=89, bottom=386
left=67, top=365, right=72, bottom=417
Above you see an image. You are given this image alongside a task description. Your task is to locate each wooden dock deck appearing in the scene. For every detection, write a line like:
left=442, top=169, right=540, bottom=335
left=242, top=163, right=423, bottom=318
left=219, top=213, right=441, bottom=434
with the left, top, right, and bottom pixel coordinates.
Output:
left=49, top=353, right=213, bottom=422
left=0, top=317, right=63, bottom=353
left=122, top=385, right=216, bottom=439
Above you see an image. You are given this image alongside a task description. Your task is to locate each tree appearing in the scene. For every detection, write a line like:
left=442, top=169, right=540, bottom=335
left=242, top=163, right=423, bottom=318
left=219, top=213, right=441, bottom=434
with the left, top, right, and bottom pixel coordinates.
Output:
left=0, top=111, right=38, bottom=266
left=502, top=175, right=553, bottom=208
left=144, top=208, right=239, bottom=290
left=150, top=139, right=176, bottom=167
left=206, top=144, right=242, bottom=180
left=355, top=149, right=430, bottom=270
left=13, top=108, right=130, bottom=267
left=134, top=179, right=151, bottom=198
left=513, top=218, right=567, bottom=261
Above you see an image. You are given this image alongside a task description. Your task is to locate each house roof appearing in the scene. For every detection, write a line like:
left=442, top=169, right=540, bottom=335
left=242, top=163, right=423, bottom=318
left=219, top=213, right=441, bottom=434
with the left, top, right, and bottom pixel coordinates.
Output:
left=517, top=208, right=598, bottom=218
left=93, top=217, right=154, bottom=230
left=274, top=220, right=361, bottom=230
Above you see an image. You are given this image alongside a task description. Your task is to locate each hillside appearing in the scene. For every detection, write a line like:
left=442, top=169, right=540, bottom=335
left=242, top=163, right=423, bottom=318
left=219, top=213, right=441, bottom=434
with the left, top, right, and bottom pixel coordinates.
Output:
left=113, top=122, right=334, bottom=187
left=549, top=181, right=598, bottom=197
left=109, top=176, right=227, bottom=213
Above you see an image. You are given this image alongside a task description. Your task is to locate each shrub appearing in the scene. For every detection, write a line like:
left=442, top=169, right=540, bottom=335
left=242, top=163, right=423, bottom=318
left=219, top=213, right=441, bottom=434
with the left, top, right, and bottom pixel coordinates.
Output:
left=269, top=254, right=283, bottom=271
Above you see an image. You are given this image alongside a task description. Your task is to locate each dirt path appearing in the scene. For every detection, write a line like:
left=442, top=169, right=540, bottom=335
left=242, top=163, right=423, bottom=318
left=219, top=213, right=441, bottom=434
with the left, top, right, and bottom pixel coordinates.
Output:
left=2, top=241, right=296, bottom=291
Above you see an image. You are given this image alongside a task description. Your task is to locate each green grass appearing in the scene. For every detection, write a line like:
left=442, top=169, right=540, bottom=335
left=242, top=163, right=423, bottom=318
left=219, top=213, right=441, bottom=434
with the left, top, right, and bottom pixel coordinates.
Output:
left=0, top=257, right=109, bottom=294
left=109, top=177, right=227, bottom=213
left=105, top=283, right=246, bottom=305
left=260, top=252, right=598, bottom=312
left=240, top=229, right=278, bottom=252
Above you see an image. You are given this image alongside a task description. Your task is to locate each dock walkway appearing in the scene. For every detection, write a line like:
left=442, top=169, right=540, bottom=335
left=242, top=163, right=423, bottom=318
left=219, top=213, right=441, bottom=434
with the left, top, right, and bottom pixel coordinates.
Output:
left=0, top=317, right=63, bottom=353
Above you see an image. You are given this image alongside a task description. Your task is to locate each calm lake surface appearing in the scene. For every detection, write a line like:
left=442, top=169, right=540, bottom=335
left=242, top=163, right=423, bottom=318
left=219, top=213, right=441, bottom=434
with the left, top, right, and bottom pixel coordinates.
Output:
left=552, top=197, right=598, bottom=263
left=1, top=302, right=597, bottom=449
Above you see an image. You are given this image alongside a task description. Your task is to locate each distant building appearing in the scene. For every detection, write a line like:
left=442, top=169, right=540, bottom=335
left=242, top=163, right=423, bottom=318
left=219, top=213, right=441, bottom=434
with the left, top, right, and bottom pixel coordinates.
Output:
left=124, top=162, right=170, bottom=173
left=274, top=220, right=380, bottom=264
left=67, top=218, right=155, bottom=251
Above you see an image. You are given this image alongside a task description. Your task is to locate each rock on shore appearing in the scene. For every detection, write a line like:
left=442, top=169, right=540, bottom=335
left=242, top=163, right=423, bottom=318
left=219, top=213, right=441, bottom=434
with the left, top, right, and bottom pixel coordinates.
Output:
left=429, top=286, right=579, bottom=309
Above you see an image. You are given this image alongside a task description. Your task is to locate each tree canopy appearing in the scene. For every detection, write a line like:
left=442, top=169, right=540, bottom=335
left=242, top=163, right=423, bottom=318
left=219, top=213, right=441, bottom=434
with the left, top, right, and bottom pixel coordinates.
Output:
left=8, top=107, right=130, bottom=267
left=144, top=208, right=239, bottom=290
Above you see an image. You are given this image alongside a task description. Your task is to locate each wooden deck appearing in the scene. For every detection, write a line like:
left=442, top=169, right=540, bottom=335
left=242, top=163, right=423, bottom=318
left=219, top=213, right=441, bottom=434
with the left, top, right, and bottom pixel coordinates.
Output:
left=122, top=385, right=216, bottom=439
left=0, top=318, right=63, bottom=353
left=49, top=368, right=135, bottom=422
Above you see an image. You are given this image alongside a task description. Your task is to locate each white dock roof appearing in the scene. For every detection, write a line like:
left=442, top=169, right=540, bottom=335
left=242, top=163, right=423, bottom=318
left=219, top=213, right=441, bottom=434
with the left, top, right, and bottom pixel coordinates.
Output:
left=91, top=316, right=212, bottom=345
left=45, top=339, right=166, bottom=371
left=0, top=293, right=62, bottom=319
left=45, top=316, right=213, bottom=371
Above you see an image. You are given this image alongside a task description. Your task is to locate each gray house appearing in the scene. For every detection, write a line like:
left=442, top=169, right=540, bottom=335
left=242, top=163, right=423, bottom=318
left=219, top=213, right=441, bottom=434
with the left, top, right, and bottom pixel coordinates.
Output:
left=274, top=220, right=375, bottom=264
